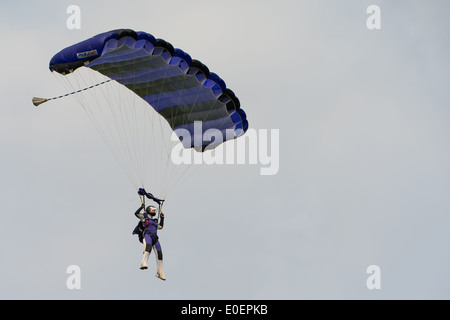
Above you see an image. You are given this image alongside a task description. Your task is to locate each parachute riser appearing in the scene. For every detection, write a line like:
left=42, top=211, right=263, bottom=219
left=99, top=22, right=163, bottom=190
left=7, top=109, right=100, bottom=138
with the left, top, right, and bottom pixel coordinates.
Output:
left=139, top=194, right=146, bottom=208
left=158, top=200, right=164, bottom=221
left=138, top=188, right=164, bottom=220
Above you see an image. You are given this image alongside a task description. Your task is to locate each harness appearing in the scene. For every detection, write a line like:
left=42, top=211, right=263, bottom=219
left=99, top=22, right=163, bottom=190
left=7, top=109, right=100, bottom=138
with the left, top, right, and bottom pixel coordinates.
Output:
left=135, top=216, right=159, bottom=244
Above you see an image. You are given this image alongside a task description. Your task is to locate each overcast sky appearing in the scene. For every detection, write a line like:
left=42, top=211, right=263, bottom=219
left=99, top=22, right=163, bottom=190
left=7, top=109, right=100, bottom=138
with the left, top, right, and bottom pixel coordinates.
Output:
left=1, top=0, right=450, bottom=299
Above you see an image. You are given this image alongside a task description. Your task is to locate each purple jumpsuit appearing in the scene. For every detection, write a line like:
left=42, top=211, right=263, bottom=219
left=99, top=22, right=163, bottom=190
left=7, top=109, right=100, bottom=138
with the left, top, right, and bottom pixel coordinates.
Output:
left=132, top=206, right=164, bottom=259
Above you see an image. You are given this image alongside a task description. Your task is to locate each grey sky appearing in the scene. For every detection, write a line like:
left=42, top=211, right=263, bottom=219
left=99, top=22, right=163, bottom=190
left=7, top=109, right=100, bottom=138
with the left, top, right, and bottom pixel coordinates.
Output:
left=1, top=0, right=450, bottom=299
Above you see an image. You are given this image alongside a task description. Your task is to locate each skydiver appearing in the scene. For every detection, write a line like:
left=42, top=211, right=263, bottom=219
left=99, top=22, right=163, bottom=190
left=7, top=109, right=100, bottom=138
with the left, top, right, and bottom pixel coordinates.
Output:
left=132, top=195, right=166, bottom=281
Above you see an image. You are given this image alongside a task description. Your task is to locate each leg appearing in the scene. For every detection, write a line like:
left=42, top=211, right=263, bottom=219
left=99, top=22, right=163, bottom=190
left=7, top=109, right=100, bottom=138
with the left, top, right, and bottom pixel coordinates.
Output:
left=140, top=234, right=153, bottom=270
left=153, top=241, right=166, bottom=280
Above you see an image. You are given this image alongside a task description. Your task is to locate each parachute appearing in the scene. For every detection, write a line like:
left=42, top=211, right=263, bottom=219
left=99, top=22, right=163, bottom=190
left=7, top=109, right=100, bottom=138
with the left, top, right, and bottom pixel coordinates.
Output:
left=39, top=29, right=248, bottom=198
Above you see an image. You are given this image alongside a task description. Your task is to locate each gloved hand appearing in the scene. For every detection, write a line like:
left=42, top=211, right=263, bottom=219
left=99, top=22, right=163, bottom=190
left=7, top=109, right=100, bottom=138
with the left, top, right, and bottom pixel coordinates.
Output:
left=138, top=188, right=147, bottom=196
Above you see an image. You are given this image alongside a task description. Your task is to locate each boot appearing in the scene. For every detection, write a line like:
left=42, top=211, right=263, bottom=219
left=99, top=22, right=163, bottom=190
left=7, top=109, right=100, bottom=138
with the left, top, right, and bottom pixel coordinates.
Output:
left=155, top=258, right=166, bottom=280
left=140, top=251, right=150, bottom=270
left=155, top=251, right=166, bottom=280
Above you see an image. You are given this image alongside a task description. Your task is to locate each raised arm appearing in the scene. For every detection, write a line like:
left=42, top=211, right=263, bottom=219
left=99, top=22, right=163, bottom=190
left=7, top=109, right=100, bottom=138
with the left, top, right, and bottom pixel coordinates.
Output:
left=134, top=204, right=145, bottom=220
left=158, top=211, right=165, bottom=229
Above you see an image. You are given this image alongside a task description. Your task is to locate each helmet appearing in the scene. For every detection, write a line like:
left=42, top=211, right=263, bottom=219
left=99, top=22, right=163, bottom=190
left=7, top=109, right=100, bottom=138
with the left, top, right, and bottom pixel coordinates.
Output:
left=145, top=205, right=157, bottom=216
